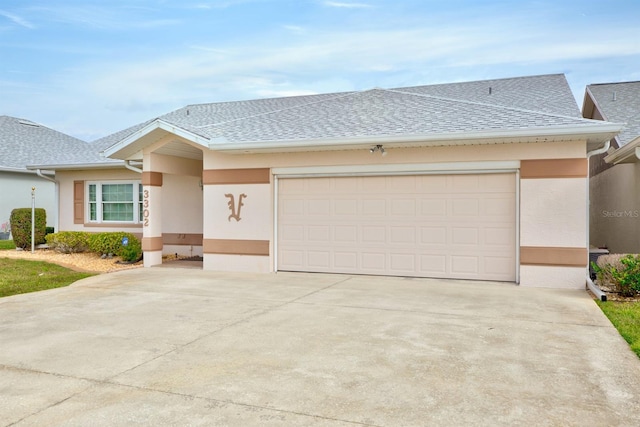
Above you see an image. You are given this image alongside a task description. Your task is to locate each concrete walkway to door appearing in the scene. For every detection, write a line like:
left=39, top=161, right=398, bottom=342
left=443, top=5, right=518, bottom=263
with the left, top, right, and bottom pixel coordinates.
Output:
left=1, top=269, right=639, bottom=426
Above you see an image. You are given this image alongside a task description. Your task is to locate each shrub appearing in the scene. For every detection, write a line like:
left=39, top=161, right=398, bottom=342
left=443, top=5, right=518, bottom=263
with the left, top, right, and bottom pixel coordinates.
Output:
left=10, top=208, right=46, bottom=249
left=45, top=226, right=55, bottom=235
left=594, top=254, right=640, bottom=297
left=88, top=232, right=142, bottom=262
left=119, top=237, right=142, bottom=262
left=46, top=231, right=90, bottom=254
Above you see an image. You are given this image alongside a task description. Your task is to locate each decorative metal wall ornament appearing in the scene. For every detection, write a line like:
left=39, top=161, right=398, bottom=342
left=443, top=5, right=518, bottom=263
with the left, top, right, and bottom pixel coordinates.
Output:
left=225, top=193, right=247, bottom=222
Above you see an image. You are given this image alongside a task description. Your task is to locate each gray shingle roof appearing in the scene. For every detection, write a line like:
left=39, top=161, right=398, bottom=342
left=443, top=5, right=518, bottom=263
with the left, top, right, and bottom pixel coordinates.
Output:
left=585, top=81, right=640, bottom=147
left=61, top=74, right=611, bottom=164
left=0, top=116, right=95, bottom=170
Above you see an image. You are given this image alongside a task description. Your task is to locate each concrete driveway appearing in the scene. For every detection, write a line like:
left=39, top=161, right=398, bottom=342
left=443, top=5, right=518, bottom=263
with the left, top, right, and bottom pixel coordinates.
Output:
left=1, top=269, right=639, bottom=426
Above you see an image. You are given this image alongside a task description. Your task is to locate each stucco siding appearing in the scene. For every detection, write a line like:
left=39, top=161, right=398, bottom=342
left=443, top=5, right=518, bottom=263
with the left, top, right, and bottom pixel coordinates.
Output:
left=57, top=168, right=142, bottom=232
left=590, top=163, right=640, bottom=253
left=200, top=140, right=589, bottom=288
left=519, top=266, right=586, bottom=288
left=162, top=174, right=203, bottom=234
left=204, top=141, right=586, bottom=170
left=520, top=178, right=587, bottom=248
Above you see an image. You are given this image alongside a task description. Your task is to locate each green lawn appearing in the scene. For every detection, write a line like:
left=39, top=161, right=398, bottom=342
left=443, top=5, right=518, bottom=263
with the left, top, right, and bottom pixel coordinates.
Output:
left=597, top=300, right=640, bottom=358
left=0, top=240, right=16, bottom=250
left=0, top=257, right=95, bottom=298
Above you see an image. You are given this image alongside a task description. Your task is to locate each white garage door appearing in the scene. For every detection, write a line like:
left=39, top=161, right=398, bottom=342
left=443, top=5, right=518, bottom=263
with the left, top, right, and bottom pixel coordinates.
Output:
left=277, top=173, right=516, bottom=281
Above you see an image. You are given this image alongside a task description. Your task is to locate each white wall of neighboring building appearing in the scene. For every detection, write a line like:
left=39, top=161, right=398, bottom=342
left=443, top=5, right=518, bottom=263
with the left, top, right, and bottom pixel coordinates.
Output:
left=0, top=171, right=56, bottom=231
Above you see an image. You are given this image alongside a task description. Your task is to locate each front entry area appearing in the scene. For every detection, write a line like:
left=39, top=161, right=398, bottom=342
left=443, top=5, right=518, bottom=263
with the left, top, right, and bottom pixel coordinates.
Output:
left=277, top=173, right=517, bottom=281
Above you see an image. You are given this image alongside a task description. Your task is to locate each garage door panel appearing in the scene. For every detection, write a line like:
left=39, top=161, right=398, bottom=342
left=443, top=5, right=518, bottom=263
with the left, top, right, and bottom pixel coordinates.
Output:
left=335, top=225, right=357, bottom=242
left=421, top=227, right=447, bottom=244
left=391, top=199, right=416, bottom=216
left=421, top=199, right=447, bottom=216
left=362, top=199, right=386, bottom=215
left=278, top=174, right=516, bottom=281
left=308, top=226, right=331, bottom=242
left=335, top=199, right=358, bottom=216
left=451, top=256, right=479, bottom=274
left=390, top=253, right=416, bottom=272
left=362, top=253, right=386, bottom=270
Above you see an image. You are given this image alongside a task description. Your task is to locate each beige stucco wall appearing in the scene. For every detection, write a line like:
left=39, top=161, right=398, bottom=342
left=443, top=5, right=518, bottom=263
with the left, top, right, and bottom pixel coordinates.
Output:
left=58, top=167, right=204, bottom=257
left=204, top=140, right=586, bottom=170
left=57, top=168, right=142, bottom=233
left=162, top=174, right=203, bottom=235
left=202, top=140, right=589, bottom=288
left=590, top=163, right=640, bottom=253
left=520, top=178, right=587, bottom=248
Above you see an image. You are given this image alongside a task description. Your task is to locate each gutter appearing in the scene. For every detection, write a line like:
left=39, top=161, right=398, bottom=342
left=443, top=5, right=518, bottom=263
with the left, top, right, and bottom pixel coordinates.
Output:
left=36, top=169, right=60, bottom=233
left=604, top=136, right=640, bottom=164
left=587, top=276, right=607, bottom=302
left=586, top=140, right=611, bottom=301
left=209, top=123, right=623, bottom=153
left=124, top=160, right=143, bottom=174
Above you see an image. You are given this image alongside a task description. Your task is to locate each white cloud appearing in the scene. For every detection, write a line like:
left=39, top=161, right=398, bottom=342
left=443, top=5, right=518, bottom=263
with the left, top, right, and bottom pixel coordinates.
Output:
left=283, top=25, right=305, bottom=33
left=323, top=1, right=373, bottom=8
left=0, top=10, right=35, bottom=29
left=27, top=5, right=180, bottom=30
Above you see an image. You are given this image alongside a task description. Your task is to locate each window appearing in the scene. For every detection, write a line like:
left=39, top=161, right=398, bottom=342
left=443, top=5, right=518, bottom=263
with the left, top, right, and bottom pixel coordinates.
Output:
left=87, top=181, right=142, bottom=223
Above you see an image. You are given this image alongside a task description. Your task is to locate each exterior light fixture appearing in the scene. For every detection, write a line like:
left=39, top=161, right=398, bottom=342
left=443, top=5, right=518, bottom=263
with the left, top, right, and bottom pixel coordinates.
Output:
left=370, top=144, right=386, bottom=156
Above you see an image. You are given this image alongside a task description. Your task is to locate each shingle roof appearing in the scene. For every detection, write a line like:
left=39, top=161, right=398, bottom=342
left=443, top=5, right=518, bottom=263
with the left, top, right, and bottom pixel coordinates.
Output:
left=0, top=116, right=96, bottom=170
left=585, top=81, right=640, bottom=147
left=66, top=74, right=616, bottom=163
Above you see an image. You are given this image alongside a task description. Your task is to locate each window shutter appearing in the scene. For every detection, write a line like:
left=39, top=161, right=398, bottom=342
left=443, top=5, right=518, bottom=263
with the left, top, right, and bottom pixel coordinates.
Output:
left=73, top=181, right=84, bottom=224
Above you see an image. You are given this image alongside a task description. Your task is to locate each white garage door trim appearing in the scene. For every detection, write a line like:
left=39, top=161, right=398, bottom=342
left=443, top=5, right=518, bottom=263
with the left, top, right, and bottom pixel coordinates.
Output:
left=274, top=162, right=520, bottom=283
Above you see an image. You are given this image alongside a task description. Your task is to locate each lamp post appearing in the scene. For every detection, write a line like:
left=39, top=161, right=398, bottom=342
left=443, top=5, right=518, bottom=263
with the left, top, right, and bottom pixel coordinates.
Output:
left=31, top=187, right=35, bottom=254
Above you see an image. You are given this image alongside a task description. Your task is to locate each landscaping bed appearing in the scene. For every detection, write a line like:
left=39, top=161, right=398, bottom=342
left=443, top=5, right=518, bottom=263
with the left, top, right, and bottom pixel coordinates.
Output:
left=0, top=248, right=142, bottom=273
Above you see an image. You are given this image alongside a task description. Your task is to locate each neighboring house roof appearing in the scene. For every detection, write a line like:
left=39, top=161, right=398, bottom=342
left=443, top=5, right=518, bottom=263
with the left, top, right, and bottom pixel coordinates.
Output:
left=583, top=81, right=640, bottom=164
left=0, top=115, right=97, bottom=173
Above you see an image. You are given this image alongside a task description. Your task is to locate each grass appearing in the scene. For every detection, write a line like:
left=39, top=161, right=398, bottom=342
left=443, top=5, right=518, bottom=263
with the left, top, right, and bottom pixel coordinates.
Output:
left=597, top=300, right=640, bottom=358
left=0, top=240, right=16, bottom=250
left=0, top=258, right=95, bottom=298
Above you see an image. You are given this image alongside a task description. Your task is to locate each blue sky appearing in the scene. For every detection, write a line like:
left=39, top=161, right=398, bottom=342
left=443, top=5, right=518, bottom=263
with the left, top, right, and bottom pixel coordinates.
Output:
left=1, top=0, right=639, bottom=141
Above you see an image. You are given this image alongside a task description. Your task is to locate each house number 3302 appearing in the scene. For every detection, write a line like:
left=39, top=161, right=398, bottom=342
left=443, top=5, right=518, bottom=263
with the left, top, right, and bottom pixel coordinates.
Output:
left=143, top=189, right=150, bottom=226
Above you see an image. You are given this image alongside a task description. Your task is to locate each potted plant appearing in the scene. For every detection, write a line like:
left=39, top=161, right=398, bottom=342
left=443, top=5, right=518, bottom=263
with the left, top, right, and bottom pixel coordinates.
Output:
left=0, top=221, right=10, bottom=240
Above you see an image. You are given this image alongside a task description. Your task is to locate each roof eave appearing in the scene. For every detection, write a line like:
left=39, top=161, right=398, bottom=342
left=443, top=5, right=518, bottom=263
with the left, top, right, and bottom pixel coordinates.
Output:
left=26, top=161, right=127, bottom=171
left=102, top=119, right=210, bottom=160
left=208, top=123, right=623, bottom=154
left=0, top=166, right=39, bottom=174
left=604, top=136, right=640, bottom=164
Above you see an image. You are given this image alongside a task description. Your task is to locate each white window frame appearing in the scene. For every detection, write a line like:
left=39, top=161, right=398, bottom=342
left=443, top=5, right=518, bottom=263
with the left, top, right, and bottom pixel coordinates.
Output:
left=86, top=180, right=142, bottom=224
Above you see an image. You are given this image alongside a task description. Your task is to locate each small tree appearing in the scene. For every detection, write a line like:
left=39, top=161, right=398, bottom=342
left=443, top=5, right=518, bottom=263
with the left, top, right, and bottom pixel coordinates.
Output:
left=10, top=208, right=47, bottom=249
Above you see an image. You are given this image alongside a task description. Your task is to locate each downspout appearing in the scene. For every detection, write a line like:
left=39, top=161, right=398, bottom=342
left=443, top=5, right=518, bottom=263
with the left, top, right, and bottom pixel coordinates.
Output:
left=124, top=160, right=143, bottom=174
left=586, top=141, right=610, bottom=301
left=36, top=170, right=59, bottom=233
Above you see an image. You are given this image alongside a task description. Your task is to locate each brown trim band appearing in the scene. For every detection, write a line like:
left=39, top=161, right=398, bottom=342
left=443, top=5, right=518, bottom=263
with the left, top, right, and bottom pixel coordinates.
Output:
left=203, top=239, right=269, bottom=256
left=520, top=159, right=587, bottom=179
left=203, top=168, right=270, bottom=185
left=142, top=171, right=163, bottom=186
left=520, top=246, right=587, bottom=267
left=142, top=236, right=163, bottom=252
left=163, top=233, right=203, bottom=246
